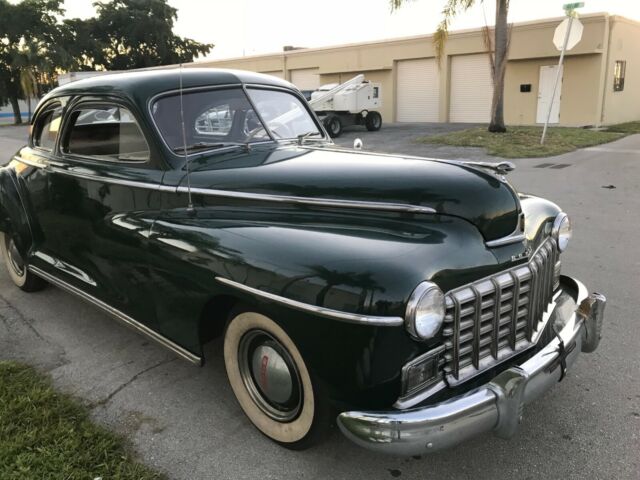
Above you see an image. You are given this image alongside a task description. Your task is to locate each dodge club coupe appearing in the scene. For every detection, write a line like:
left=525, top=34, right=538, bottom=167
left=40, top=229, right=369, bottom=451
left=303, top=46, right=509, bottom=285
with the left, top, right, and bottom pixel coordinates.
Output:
left=0, top=69, right=606, bottom=455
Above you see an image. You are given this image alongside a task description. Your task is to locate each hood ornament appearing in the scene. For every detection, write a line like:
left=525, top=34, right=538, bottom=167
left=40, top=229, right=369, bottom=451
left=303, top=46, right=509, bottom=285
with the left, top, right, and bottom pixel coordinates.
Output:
left=462, top=161, right=516, bottom=175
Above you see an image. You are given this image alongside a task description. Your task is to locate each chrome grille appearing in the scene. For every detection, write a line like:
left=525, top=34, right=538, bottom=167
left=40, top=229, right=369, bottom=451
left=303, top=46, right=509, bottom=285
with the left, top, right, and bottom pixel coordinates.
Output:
left=442, top=238, right=560, bottom=385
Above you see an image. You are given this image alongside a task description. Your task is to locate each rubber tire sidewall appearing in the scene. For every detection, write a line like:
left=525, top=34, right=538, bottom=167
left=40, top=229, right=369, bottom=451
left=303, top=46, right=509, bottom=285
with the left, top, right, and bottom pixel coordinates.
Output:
left=325, top=116, right=342, bottom=138
left=1, top=232, right=27, bottom=288
left=224, top=311, right=328, bottom=448
left=0, top=232, right=46, bottom=292
left=365, top=111, right=382, bottom=131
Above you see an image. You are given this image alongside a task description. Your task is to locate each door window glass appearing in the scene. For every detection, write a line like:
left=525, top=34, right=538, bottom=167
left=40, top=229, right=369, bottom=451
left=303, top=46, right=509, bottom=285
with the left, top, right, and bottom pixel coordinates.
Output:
left=33, top=105, right=63, bottom=151
left=64, top=105, right=150, bottom=162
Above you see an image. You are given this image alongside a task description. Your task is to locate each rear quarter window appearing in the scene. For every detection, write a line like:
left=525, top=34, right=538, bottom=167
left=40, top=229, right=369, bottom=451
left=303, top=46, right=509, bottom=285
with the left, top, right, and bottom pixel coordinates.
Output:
left=33, top=105, right=63, bottom=151
left=62, top=105, right=150, bottom=162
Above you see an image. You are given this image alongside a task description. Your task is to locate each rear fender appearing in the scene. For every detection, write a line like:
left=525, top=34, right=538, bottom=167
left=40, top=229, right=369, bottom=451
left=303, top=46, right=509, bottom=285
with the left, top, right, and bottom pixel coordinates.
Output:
left=0, top=166, right=34, bottom=256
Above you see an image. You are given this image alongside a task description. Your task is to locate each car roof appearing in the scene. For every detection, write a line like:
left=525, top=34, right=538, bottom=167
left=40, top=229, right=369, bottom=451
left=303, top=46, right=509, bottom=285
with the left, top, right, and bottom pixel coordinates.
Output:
left=41, top=68, right=297, bottom=108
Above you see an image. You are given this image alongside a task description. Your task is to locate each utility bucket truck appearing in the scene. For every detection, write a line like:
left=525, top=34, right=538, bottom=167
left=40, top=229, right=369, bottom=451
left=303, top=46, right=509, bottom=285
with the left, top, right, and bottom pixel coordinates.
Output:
left=309, top=74, right=382, bottom=137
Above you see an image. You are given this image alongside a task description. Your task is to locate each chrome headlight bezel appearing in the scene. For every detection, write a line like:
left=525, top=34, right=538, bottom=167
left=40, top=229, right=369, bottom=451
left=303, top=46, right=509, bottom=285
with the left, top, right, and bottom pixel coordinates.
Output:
left=405, top=281, right=446, bottom=341
left=552, top=212, right=572, bottom=252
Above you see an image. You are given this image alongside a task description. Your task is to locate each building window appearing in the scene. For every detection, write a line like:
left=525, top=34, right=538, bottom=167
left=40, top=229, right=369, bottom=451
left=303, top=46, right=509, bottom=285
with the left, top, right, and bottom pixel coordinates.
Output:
left=614, top=60, right=626, bottom=92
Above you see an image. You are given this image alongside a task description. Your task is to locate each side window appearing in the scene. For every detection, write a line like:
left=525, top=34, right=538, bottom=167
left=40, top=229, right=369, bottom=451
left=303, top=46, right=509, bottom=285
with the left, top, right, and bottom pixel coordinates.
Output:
left=63, top=105, right=150, bottom=162
left=195, top=104, right=233, bottom=136
left=33, top=105, right=63, bottom=151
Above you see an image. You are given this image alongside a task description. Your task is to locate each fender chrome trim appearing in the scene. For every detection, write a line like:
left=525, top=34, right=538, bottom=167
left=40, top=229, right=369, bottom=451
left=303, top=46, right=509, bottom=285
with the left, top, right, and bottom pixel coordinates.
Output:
left=485, top=232, right=526, bottom=248
left=215, top=276, right=404, bottom=326
left=29, top=265, right=202, bottom=365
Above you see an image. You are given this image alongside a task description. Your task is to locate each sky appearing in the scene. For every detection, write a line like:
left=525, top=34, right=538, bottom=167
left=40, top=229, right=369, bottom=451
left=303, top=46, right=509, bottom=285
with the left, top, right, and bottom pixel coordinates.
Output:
left=59, top=0, right=640, bottom=61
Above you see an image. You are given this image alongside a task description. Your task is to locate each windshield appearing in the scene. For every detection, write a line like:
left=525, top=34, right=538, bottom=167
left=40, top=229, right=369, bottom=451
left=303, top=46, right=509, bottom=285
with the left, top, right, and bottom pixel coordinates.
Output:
left=151, top=86, right=322, bottom=153
left=246, top=88, right=321, bottom=140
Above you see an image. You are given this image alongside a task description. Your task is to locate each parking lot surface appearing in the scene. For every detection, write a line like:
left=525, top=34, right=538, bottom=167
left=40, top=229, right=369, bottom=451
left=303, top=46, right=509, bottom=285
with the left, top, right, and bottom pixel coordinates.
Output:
left=1, top=125, right=638, bottom=479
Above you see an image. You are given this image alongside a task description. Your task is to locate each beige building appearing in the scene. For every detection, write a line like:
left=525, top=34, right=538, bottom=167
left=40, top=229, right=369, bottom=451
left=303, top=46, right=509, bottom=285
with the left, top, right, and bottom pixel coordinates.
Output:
left=190, top=13, right=639, bottom=127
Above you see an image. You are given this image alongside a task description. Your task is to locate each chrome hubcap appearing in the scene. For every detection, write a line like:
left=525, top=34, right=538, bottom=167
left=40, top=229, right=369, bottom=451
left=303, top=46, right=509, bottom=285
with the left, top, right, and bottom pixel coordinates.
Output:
left=6, top=237, right=24, bottom=277
left=239, top=330, right=302, bottom=422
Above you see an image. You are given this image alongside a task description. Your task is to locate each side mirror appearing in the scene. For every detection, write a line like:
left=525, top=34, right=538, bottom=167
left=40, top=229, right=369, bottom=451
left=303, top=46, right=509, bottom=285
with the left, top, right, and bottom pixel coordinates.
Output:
left=353, top=138, right=363, bottom=151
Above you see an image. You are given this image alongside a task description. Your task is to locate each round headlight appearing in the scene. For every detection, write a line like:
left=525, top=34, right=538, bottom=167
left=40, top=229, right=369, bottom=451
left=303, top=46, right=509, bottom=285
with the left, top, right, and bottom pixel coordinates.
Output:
left=552, top=212, right=572, bottom=252
left=405, top=282, right=445, bottom=340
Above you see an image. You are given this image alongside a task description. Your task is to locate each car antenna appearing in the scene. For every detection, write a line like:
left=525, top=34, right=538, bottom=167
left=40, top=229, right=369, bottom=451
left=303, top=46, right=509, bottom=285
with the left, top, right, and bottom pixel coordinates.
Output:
left=178, top=63, right=195, bottom=214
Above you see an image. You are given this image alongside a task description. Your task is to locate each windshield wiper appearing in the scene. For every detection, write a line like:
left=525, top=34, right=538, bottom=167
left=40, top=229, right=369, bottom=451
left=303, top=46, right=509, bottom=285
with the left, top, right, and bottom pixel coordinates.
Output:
left=173, top=142, right=248, bottom=154
left=297, top=131, right=323, bottom=145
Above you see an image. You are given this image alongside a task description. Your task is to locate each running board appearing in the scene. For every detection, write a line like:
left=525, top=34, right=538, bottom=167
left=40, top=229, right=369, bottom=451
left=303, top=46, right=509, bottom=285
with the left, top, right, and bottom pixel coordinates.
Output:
left=29, top=265, right=202, bottom=366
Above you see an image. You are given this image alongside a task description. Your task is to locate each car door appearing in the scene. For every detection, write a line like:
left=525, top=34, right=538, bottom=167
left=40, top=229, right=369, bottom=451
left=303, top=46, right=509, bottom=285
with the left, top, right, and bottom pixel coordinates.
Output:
left=9, top=99, right=68, bottom=261
left=41, top=97, right=165, bottom=327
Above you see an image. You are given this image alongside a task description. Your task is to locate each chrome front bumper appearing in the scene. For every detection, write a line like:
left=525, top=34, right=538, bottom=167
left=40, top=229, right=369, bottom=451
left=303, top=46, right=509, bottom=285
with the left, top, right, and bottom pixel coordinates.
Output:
left=337, top=276, right=606, bottom=456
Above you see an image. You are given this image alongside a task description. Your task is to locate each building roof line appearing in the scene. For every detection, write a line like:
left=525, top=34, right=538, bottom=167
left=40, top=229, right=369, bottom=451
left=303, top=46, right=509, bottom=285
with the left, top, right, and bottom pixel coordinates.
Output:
left=193, top=12, right=619, bottom=65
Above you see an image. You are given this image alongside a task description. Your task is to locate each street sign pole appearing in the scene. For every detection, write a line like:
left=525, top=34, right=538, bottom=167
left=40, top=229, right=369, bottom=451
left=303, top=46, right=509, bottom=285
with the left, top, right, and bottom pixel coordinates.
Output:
left=540, top=16, right=573, bottom=145
left=541, top=3, right=584, bottom=145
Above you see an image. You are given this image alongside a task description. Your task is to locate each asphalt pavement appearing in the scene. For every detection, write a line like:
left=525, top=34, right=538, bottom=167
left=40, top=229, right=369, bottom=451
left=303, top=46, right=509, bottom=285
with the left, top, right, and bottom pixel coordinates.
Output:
left=1, top=124, right=638, bottom=480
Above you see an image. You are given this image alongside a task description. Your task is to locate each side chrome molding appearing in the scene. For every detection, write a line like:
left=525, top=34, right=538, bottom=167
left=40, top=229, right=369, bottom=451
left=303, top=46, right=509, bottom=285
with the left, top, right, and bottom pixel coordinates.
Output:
left=215, top=276, right=404, bottom=327
left=29, top=265, right=202, bottom=365
left=485, top=232, right=526, bottom=248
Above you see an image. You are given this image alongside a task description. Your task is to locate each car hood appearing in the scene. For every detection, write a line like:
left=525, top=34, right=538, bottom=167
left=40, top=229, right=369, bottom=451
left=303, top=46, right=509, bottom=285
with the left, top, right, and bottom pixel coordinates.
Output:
left=181, top=146, right=521, bottom=241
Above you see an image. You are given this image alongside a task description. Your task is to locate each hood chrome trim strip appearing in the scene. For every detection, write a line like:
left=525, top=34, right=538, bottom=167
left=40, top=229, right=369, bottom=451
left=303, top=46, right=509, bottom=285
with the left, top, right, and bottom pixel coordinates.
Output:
left=215, top=276, right=404, bottom=326
left=179, top=186, right=437, bottom=214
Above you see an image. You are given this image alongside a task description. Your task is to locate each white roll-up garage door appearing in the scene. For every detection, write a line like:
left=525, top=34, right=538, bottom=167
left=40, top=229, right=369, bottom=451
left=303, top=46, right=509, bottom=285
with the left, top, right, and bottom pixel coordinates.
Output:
left=449, top=54, right=493, bottom=123
left=396, top=58, right=439, bottom=122
left=290, top=68, right=320, bottom=90
left=260, top=71, right=285, bottom=79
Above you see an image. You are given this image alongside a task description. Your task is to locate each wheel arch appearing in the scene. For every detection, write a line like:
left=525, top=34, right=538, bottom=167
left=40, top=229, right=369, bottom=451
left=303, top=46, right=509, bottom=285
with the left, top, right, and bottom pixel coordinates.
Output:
left=0, top=166, right=35, bottom=256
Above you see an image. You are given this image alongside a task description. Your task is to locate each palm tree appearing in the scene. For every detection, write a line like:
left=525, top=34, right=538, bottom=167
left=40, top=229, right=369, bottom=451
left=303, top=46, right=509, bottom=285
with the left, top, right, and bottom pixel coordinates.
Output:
left=13, top=43, right=42, bottom=123
left=391, top=0, right=510, bottom=132
left=19, top=68, right=37, bottom=122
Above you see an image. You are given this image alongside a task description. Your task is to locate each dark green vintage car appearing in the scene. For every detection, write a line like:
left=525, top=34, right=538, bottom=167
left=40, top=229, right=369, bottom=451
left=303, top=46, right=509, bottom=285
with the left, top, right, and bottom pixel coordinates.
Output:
left=0, top=69, right=606, bottom=455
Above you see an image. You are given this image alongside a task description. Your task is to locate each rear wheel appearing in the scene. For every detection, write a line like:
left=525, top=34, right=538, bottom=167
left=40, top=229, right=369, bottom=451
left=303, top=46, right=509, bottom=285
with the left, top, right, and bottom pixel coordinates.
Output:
left=365, top=111, right=382, bottom=131
left=223, top=311, right=331, bottom=449
left=0, top=233, right=46, bottom=292
left=324, top=115, right=343, bottom=138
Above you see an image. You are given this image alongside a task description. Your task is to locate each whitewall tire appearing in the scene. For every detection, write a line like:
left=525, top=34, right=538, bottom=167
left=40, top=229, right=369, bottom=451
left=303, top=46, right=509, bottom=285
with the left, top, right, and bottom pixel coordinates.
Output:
left=223, top=311, right=330, bottom=448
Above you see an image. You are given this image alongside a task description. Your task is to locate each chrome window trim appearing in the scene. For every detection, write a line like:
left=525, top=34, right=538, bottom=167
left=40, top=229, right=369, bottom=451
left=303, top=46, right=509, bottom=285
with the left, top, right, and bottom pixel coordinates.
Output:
left=179, top=186, right=436, bottom=214
left=28, top=265, right=201, bottom=365
left=215, top=276, right=403, bottom=326
left=61, top=99, right=152, bottom=165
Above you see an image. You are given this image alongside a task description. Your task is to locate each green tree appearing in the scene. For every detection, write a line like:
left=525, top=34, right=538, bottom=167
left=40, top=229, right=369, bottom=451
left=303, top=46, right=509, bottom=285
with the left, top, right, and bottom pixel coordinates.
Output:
left=0, top=0, right=68, bottom=124
left=64, top=0, right=213, bottom=71
left=391, top=0, right=510, bottom=132
left=0, top=0, right=213, bottom=124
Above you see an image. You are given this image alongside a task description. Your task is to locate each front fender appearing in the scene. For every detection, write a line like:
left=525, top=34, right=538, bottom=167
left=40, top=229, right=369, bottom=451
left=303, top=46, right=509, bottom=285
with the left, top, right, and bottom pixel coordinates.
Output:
left=148, top=203, right=513, bottom=408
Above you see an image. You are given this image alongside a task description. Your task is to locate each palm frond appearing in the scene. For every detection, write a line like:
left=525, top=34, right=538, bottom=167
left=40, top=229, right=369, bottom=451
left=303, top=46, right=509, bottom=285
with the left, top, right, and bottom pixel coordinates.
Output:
left=434, top=0, right=477, bottom=64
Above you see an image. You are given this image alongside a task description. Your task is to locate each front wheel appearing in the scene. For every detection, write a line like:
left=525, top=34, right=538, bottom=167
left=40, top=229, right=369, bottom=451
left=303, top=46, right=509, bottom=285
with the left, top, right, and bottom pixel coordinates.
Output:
left=365, top=111, right=382, bottom=131
left=223, top=311, right=331, bottom=449
left=0, top=232, right=46, bottom=292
